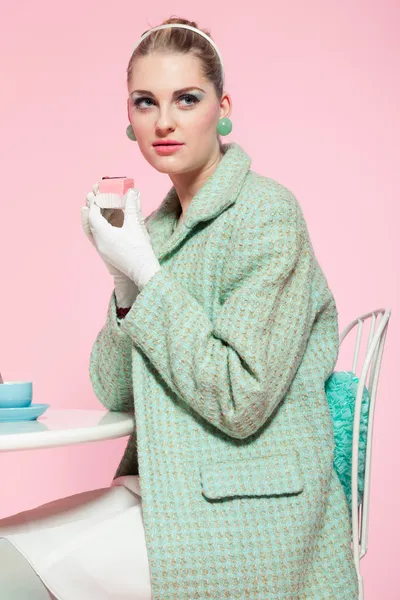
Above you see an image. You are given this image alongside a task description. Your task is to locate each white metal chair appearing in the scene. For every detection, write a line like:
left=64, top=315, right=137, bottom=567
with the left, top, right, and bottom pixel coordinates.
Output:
left=338, top=308, right=391, bottom=599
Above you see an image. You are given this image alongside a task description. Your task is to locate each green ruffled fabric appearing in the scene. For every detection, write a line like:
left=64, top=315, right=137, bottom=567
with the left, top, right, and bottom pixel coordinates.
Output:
left=325, top=370, right=370, bottom=510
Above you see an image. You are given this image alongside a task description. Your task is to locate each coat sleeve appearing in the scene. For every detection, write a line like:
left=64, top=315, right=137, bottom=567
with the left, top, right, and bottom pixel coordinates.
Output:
left=119, top=192, right=315, bottom=439
left=89, top=289, right=134, bottom=411
left=88, top=213, right=155, bottom=412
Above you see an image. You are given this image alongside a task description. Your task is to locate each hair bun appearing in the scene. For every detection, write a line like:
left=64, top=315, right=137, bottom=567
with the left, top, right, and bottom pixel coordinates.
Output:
left=161, top=17, right=199, bottom=28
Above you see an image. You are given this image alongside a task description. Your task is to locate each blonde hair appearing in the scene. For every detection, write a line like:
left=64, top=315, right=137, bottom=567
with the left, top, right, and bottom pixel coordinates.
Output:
left=126, top=17, right=224, bottom=101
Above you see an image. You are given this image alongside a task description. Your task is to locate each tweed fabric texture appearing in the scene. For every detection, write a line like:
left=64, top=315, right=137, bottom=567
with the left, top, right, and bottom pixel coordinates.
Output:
left=89, top=142, right=358, bottom=599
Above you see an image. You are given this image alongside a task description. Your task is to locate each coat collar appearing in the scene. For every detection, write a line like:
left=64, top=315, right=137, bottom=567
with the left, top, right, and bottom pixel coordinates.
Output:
left=147, top=142, right=252, bottom=261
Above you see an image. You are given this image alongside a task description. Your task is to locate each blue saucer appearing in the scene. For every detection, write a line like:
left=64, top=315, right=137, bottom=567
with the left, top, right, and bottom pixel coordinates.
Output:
left=0, top=404, right=49, bottom=422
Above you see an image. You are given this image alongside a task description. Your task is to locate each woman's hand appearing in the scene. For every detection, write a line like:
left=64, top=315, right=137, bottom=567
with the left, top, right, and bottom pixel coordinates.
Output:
left=87, top=188, right=161, bottom=292
left=81, top=183, right=139, bottom=307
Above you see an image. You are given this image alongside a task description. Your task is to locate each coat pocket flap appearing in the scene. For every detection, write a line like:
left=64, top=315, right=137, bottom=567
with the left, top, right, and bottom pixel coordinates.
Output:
left=200, top=449, right=304, bottom=500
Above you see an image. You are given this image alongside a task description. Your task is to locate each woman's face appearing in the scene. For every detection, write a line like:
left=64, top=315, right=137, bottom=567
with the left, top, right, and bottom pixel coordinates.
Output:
left=127, top=52, right=230, bottom=175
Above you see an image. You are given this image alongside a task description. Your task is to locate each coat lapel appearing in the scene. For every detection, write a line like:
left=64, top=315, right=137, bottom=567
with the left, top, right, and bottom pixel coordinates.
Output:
left=146, top=142, right=252, bottom=262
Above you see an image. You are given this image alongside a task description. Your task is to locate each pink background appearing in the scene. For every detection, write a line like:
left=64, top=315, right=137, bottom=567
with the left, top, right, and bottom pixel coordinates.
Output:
left=0, top=1, right=398, bottom=596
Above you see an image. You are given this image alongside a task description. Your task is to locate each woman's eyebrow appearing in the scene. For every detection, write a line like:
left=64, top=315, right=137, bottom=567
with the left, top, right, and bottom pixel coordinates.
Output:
left=130, top=86, right=206, bottom=97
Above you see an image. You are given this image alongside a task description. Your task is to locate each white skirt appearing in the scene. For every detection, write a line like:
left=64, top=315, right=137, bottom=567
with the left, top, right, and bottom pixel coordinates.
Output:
left=0, top=476, right=152, bottom=600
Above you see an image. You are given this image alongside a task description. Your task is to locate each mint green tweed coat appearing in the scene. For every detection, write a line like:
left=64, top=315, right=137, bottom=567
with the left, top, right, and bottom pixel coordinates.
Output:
left=89, top=143, right=359, bottom=599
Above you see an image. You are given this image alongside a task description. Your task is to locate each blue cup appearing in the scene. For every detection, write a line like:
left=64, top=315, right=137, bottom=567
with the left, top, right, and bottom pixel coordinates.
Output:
left=0, top=381, right=33, bottom=408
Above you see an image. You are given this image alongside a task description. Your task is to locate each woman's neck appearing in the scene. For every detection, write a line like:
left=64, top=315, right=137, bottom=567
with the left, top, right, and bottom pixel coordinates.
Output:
left=169, top=145, right=224, bottom=219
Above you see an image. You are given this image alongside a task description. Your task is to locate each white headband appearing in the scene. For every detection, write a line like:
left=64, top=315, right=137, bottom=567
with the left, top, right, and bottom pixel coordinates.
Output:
left=130, top=24, right=224, bottom=79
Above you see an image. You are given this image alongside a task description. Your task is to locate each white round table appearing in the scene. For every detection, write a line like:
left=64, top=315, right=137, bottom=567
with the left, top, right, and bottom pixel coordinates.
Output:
left=0, top=409, right=135, bottom=452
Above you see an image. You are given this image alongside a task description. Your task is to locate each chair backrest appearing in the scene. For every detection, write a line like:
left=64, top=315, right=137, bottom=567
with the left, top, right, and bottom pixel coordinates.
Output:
left=338, top=307, right=391, bottom=596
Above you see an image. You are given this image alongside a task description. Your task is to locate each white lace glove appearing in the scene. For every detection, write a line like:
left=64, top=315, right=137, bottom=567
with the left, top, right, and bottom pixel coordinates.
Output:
left=87, top=188, right=161, bottom=292
left=81, top=184, right=141, bottom=307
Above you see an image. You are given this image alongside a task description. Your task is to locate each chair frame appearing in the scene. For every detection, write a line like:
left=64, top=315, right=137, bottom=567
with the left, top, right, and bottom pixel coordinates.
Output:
left=338, top=307, right=391, bottom=600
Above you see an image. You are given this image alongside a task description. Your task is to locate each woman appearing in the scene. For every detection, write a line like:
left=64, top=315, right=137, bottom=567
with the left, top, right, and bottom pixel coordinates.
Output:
left=0, top=16, right=359, bottom=600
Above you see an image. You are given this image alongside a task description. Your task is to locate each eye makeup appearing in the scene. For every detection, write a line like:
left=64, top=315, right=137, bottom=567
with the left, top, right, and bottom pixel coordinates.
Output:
left=130, top=88, right=205, bottom=109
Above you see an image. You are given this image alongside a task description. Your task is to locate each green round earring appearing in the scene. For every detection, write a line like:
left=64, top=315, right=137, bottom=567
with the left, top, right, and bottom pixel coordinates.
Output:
left=217, top=117, right=232, bottom=136
left=126, top=124, right=137, bottom=141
